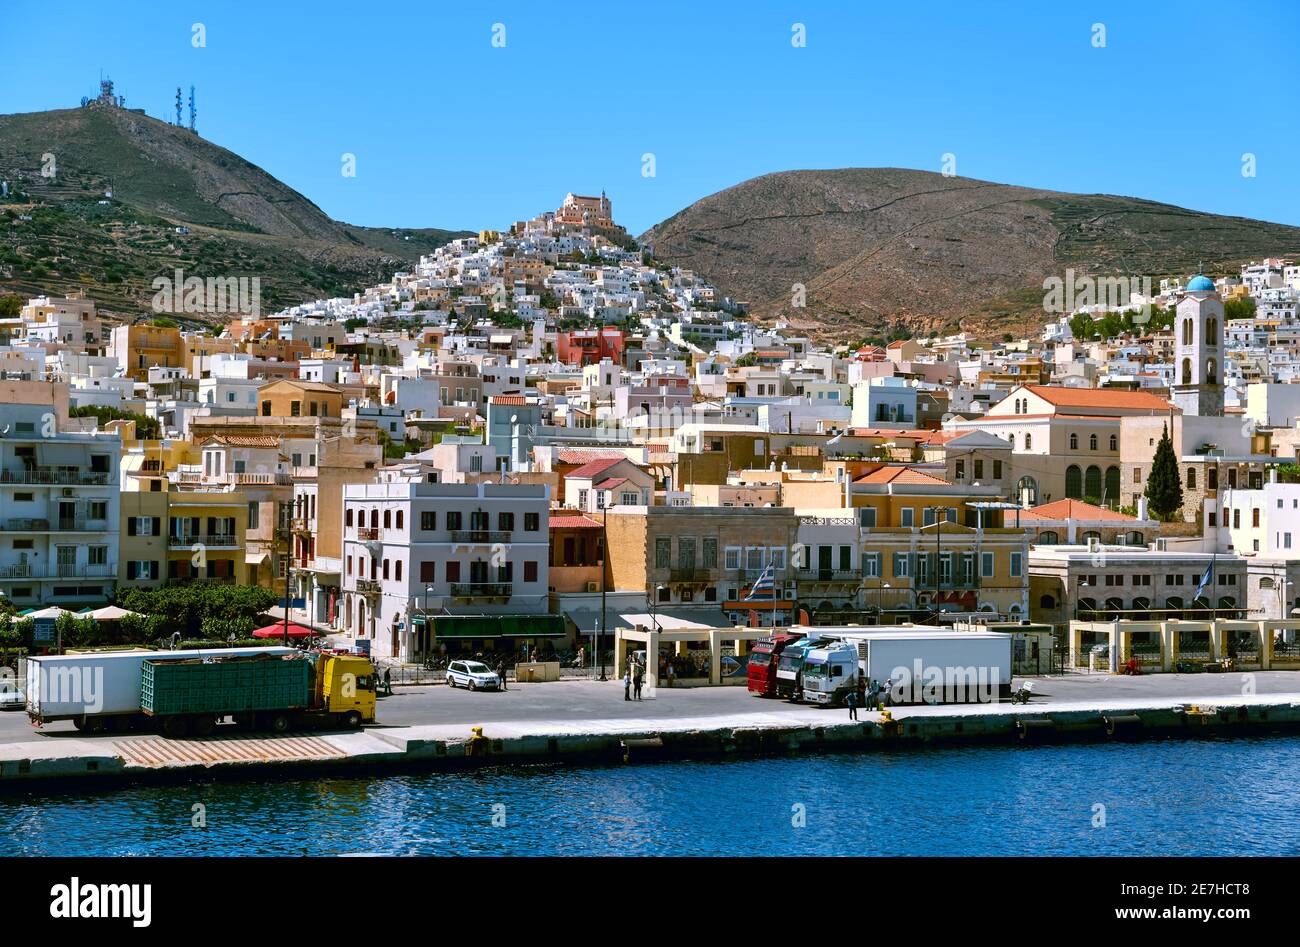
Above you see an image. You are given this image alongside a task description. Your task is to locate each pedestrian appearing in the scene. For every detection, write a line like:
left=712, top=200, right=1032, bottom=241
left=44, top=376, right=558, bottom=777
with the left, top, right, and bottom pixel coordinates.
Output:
left=846, top=687, right=859, bottom=720
left=577, top=645, right=586, bottom=669
left=665, top=661, right=674, bottom=688
left=868, top=678, right=880, bottom=709
left=623, top=666, right=632, bottom=701
left=633, top=665, right=644, bottom=700
left=882, top=677, right=894, bottom=707
left=382, top=667, right=392, bottom=697
left=496, top=659, right=507, bottom=691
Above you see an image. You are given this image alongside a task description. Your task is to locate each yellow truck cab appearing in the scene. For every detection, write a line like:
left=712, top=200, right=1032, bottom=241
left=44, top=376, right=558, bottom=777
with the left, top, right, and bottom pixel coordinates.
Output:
left=313, top=653, right=378, bottom=724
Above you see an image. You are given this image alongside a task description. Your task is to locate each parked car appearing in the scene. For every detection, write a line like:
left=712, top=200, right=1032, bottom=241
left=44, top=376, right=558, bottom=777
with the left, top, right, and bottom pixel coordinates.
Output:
left=446, top=661, right=502, bottom=691
left=0, top=684, right=26, bottom=711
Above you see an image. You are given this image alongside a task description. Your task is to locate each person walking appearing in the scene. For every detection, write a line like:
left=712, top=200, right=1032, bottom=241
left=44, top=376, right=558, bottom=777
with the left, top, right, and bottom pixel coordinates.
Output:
left=623, top=666, right=632, bottom=701
left=496, top=659, right=508, bottom=691
left=633, top=665, right=644, bottom=701
left=382, top=667, right=392, bottom=697
left=846, top=687, right=859, bottom=720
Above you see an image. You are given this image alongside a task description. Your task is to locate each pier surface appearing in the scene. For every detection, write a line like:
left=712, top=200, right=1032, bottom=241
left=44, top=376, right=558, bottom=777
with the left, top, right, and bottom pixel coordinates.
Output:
left=3, top=672, right=1298, bottom=785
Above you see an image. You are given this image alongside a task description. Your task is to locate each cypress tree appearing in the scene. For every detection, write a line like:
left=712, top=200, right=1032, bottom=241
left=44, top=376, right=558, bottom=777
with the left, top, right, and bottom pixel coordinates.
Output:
left=1145, top=423, right=1183, bottom=521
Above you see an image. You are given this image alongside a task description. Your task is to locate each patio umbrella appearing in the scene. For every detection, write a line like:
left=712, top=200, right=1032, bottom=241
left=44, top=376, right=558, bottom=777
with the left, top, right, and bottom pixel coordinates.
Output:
left=87, top=605, right=141, bottom=621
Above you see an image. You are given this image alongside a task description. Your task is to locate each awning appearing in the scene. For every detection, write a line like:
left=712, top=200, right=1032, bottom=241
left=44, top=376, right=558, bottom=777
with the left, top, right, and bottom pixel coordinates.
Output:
left=421, top=615, right=566, bottom=639
left=245, top=551, right=269, bottom=565
left=40, top=444, right=86, bottom=465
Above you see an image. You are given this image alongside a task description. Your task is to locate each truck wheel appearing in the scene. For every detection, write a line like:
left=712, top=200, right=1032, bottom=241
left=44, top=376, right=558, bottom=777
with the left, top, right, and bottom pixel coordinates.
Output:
left=191, top=714, right=217, bottom=738
left=162, top=716, right=190, bottom=739
left=268, top=713, right=291, bottom=734
left=344, top=710, right=363, bottom=729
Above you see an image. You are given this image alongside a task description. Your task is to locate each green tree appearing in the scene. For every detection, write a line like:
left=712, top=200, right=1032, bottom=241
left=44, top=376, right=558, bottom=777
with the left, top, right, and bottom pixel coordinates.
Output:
left=1145, top=423, right=1183, bottom=521
left=0, top=295, right=23, bottom=317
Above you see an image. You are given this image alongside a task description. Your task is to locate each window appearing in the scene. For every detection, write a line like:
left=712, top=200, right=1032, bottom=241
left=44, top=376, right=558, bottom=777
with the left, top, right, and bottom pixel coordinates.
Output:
left=981, top=552, right=994, bottom=578
left=900, top=508, right=915, bottom=527
left=1070, top=433, right=1079, bottom=450
left=446, top=511, right=462, bottom=531
left=396, top=510, right=404, bottom=529
left=655, top=538, right=671, bottom=569
left=993, top=460, right=1002, bottom=479
left=702, top=538, right=718, bottom=568
left=249, top=502, right=261, bottom=530
left=1009, top=553, right=1023, bottom=577
left=446, top=561, right=460, bottom=582
left=858, top=507, right=877, bottom=528
left=1187, top=468, right=1196, bottom=489
left=524, top=512, right=540, bottom=531
left=1253, top=509, right=1260, bottom=528
left=863, top=553, right=881, bottom=577
left=770, top=547, right=787, bottom=570
left=421, top=511, right=436, bottom=530
left=955, top=460, right=965, bottom=480
left=974, top=460, right=984, bottom=480
left=1039, top=530, right=1059, bottom=544
left=892, top=552, right=910, bottom=577
left=383, top=510, right=392, bottom=529
left=1089, top=434, right=1098, bottom=451
left=498, top=512, right=514, bottom=532
left=524, top=561, right=538, bottom=582
left=578, top=489, right=589, bottom=509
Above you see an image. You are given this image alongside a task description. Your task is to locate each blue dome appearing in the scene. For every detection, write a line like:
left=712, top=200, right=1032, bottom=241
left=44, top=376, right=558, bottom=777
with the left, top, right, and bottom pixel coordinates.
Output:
left=1186, top=275, right=1216, bottom=293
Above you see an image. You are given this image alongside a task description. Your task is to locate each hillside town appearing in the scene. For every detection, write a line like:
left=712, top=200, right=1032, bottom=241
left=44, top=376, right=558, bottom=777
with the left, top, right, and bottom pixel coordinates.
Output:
left=3, top=190, right=1300, bottom=673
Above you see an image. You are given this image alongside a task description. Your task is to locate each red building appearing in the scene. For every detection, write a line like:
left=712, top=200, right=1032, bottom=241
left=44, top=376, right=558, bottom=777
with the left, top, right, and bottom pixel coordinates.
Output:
left=556, top=328, right=625, bottom=366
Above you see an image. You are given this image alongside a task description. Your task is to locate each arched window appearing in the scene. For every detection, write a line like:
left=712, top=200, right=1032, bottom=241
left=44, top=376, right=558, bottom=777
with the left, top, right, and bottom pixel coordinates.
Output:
left=1039, top=530, right=1059, bottom=544
left=1109, top=434, right=1118, bottom=451
left=1025, top=433, right=1033, bottom=450
left=1104, top=597, right=1124, bottom=620
left=1260, top=577, right=1276, bottom=591
left=1105, top=466, right=1120, bottom=503
left=1206, top=358, right=1217, bottom=384
left=396, top=510, right=404, bottom=529
left=1164, top=596, right=1183, bottom=613
left=1039, top=594, right=1057, bottom=610
left=1182, top=318, right=1193, bottom=346
left=1206, top=318, right=1218, bottom=346
left=1085, top=465, right=1102, bottom=499
left=383, top=509, right=392, bottom=529
left=1069, top=433, right=1079, bottom=450
left=1182, top=358, right=1192, bottom=385
left=1127, top=530, right=1145, bottom=546
left=1089, top=434, right=1098, bottom=450
left=346, top=509, right=353, bottom=528
left=1083, top=530, right=1102, bottom=544
left=370, top=508, right=379, bottom=528
left=1187, top=467, right=1197, bottom=489
left=1065, top=465, right=1082, bottom=499
left=1078, top=597, right=1098, bottom=618
left=1132, top=596, right=1151, bottom=620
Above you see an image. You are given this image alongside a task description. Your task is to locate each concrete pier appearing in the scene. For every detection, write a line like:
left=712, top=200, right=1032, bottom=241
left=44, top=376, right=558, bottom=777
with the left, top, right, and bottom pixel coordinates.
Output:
left=3, top=687, right=1300, bottom=787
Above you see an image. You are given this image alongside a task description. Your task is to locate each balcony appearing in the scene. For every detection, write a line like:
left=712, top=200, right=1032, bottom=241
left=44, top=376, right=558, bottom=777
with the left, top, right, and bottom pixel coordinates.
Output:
left=291, top=517, right=312, bottom=534
left=0, top=562, right=116, bottom=580
left=0, top=467, right=111, bottom=486
left=0, top=518, right=111, bottom=533
left=668, top=567, right=717, bottom=583
left=168, top=533, right=239, bottom=550
left=450, top=530, right=511, bottom=544
left=450, top=582, right=512, bottom=600
left=797, top=568, right=862, bottom=583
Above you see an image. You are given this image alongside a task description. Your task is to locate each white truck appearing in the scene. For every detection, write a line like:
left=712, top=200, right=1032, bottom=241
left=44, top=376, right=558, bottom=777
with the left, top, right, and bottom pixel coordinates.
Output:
left=25, top=646, right=297, bottom=731
left=797, top=628, right=1013, bottom=705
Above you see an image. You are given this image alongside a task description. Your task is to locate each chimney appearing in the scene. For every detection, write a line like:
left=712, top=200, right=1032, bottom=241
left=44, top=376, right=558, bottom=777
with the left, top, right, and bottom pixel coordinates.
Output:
left=1136, top=496, right=1148, bottom=520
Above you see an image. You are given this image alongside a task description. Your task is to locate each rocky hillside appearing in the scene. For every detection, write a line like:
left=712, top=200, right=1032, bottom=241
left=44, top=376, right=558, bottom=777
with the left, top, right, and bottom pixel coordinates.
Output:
left=643, top=168, right=1300, bottom=340
left=0, top=106, right=470, bottom=317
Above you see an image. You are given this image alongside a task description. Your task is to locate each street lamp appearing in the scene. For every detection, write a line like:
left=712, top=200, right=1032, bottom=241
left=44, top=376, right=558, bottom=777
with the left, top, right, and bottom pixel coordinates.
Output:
left=879, top=582, right=891, bottom=624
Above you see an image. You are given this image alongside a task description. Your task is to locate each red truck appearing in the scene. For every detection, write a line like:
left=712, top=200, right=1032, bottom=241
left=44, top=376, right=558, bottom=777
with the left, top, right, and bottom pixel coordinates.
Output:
left=746, top=632, right=806, bottom=697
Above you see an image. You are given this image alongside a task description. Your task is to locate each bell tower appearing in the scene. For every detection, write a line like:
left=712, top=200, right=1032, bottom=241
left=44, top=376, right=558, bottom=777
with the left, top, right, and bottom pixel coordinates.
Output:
left=1171, top=273, right=1223, bottom=417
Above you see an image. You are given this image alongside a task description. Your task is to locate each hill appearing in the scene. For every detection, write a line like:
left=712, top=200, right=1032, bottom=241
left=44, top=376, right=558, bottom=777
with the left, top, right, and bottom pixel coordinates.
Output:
left=0, top=105, right=471, bottom=317
left=642, top=168, right=1300, bottom=340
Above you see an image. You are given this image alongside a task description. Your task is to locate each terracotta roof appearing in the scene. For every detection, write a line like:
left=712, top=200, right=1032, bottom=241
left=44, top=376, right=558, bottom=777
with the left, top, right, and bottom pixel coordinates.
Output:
left=595, top=477, right=628, bottom=490
left=1020, top=499, right=1137, bottom=523
left=853, top=466, right=951, bottom=486
left=549, top=514, right=603, bottom=530
left=202, top=435, right=282, bottom=449
left=1024, top=385, right=1174, bottom=411
left=555, top=449, right=627, bottom=464
left=566, top=457, right=625, bottom=479
left=492, top=395, right=527, bottom=406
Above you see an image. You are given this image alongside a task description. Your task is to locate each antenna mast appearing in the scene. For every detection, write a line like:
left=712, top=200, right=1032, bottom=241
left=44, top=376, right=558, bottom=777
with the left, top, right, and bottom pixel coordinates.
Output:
left=188, top=85, right=196, bottom=133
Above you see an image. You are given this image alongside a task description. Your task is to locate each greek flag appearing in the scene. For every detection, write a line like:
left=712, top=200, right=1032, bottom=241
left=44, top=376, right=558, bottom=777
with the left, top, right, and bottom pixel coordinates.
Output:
left=1194, top=563, right=1213, bottom=602
left=745, top=561, right=776, bottom=601
left=826, top=429, right=844, bottom=446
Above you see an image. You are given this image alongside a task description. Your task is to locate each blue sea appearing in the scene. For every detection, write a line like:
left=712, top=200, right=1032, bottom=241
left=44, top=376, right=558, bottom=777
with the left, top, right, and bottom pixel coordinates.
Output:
left=4, top=737, right=1299, bottom=856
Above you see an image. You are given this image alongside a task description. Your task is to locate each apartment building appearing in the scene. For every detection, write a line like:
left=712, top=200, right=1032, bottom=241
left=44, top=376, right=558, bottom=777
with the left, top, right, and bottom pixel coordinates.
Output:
left=340, top=481, right=550, bottom=659
left=0, top=391, right=119, bottom=609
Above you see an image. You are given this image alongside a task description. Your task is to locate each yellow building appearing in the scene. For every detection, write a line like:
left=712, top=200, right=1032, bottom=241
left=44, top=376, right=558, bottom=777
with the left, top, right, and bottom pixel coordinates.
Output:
left=109, top=324, right=184, bottom=382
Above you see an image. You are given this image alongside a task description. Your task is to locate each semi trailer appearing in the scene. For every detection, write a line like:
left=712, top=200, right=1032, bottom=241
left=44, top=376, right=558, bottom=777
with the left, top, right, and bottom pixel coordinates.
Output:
left=26, top=646, right=375, bottom=735
left=746, top=632, right=806, bottom=697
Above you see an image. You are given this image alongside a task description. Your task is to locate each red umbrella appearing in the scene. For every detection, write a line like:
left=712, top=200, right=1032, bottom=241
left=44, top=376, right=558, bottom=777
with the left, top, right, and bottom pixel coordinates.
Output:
left=252, top=622, right=316, bottom=639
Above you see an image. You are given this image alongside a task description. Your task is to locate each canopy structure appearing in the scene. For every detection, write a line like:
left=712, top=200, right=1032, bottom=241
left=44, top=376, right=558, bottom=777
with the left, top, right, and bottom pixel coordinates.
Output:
left=252, top=622, right=316, bottom=639
left=19, top=606, right=76, bottom=621
left=86, top=605, right=142, bottom=621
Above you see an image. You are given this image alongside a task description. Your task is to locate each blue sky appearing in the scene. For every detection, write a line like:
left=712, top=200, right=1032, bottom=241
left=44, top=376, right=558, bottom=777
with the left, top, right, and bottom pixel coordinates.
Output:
left=3, top=1, right=1296, bottom=233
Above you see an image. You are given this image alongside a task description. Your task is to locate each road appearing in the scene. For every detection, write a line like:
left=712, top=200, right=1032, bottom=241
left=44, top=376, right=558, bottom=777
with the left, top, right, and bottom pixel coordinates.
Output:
left=3, top=669, right=1298, bottom=746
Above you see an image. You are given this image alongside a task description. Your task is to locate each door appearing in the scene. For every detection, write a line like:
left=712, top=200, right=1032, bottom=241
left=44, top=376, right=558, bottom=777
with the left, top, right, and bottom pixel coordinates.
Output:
left=56, top=545, right=77, bottom=578
left=817, top=545, right=833, bottom=580
left=58, top=501, right=76, bottom=530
